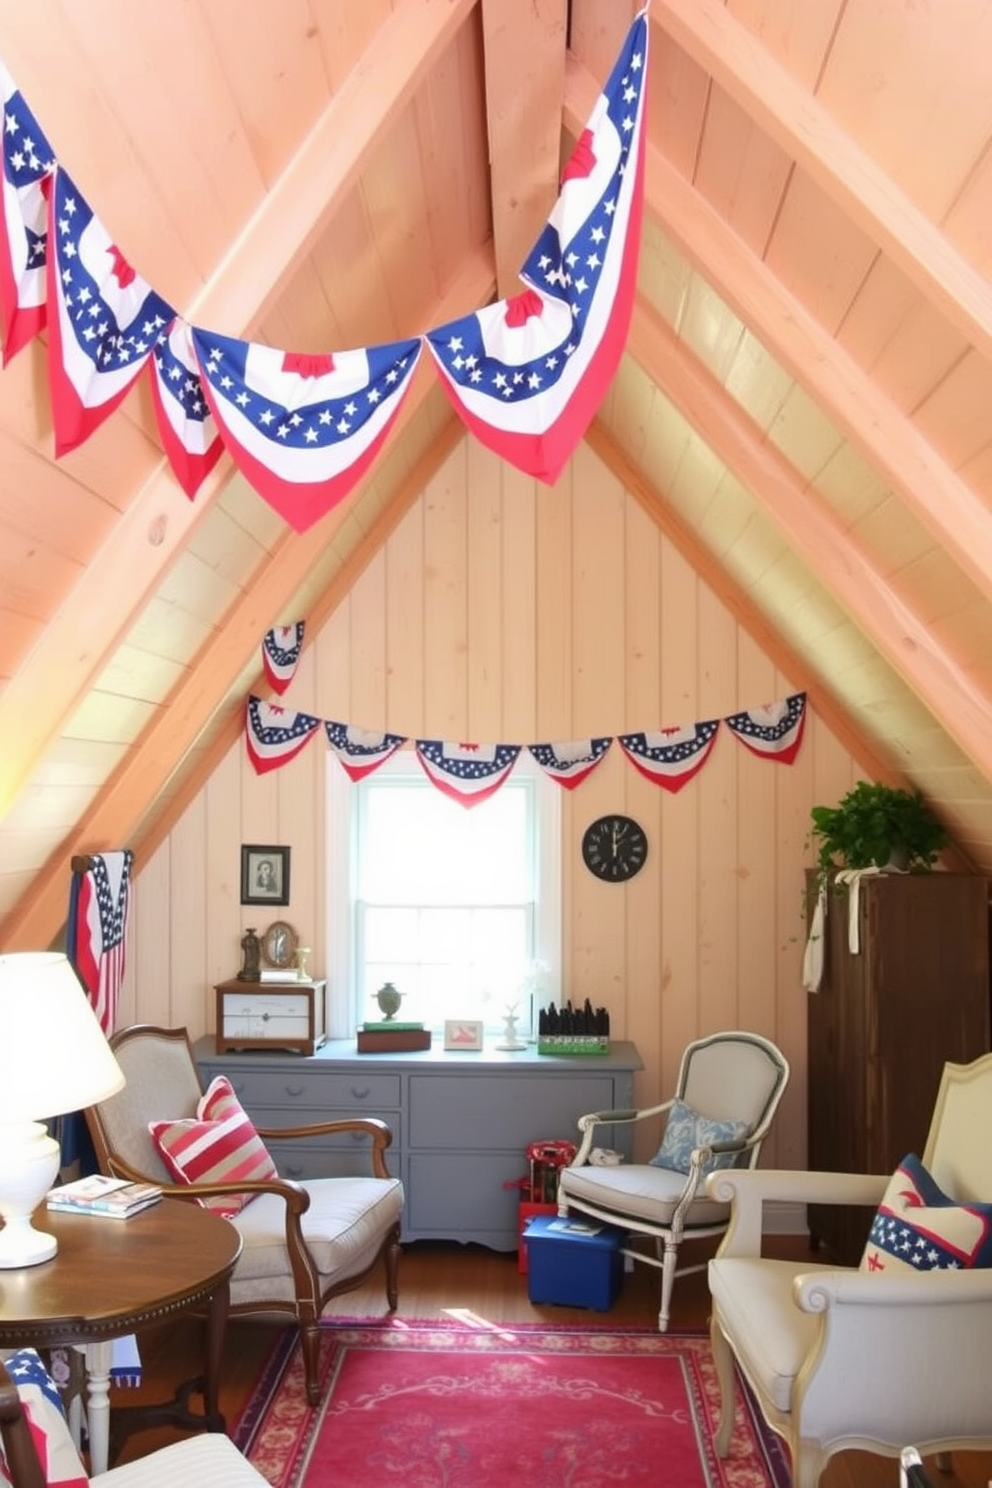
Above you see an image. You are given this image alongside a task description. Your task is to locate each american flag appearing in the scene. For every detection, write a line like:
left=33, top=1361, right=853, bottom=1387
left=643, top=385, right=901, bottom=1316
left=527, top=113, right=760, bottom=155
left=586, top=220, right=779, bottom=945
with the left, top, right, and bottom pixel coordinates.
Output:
left=0, top=58, right=54, bottom=363
left=619, top=721, right=721, bottom=793
left=46, top=164, right=175, bottom=456
left=262, top=621, right=306, bottom=695
left=191, top=327, right=422, bottom=533
left=528, top=736, right=613, bottom=790
left=3, top=1347, right=89, bottom=1488
left=724, top=693, right=806, bottom=763
left=67, top=850, right=133, bottom=1035
left=425, top=10, right=648, bottom=482
left=325, top=720, right=407, bottom=781
left=149, top=317, right=223, bottom=499
left=415, top=739, right=521, bottom=806
left=245, top=695, right=322, bottom=774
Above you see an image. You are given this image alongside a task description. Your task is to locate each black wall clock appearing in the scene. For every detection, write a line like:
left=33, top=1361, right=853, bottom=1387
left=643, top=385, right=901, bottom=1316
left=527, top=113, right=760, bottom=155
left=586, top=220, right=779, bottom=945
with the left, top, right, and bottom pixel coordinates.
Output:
left=581, top=814, right=648, bottom=882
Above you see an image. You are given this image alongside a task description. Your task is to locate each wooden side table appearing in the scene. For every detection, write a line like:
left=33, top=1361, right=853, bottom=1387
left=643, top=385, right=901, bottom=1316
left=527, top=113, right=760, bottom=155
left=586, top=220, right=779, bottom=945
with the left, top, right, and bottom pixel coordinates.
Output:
left=0, top=1197, right=241, bottom=1474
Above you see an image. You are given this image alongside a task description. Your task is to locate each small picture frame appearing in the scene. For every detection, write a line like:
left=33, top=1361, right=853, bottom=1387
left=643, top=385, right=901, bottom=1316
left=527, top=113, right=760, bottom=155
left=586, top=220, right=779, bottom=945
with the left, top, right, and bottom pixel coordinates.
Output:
left=443, top=1019, right=484, bottom=1052
left=241, top=844, right=291, bottom=907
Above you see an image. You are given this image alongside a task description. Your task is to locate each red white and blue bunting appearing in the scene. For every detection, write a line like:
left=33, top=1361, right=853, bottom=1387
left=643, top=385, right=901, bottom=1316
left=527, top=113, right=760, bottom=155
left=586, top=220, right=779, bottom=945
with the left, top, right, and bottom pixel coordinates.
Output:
left=0, top=12, right=648, bottom=524
left=262, top=622, right=306, bottom=695
left=246, top=691, right=808, bottom=803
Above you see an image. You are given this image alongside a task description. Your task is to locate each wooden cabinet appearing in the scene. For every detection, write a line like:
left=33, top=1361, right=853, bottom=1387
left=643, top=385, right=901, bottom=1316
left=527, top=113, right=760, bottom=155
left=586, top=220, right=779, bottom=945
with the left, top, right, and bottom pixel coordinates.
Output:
left=806, top=872, right=989, bottom=1265
left=193, top=1037, right=643, bottom=1251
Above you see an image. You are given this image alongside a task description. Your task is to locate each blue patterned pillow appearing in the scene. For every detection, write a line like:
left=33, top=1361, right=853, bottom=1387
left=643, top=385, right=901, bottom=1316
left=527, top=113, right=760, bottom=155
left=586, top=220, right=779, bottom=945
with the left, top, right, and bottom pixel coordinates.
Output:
left=860, top=1153, right=992, bottom=1274
left=649, top=1098, right=750, bottom=1177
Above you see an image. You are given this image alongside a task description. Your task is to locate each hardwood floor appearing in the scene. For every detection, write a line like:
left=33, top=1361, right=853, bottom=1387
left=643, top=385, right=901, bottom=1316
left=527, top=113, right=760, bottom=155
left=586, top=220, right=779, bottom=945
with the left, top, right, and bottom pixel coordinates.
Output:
left=111, top=1234, right=990, bottom=1488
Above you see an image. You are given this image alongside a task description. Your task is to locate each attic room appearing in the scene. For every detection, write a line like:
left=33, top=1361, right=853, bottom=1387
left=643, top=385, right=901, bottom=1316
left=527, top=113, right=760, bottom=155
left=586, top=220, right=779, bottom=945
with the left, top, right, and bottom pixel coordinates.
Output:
left=0, top=2, right=991, bottom=1483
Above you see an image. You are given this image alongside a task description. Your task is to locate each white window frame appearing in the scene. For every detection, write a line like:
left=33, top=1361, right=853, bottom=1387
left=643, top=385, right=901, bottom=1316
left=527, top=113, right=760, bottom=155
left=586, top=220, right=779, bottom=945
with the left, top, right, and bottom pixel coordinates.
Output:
left=326, top=748, right=561, bottom=1038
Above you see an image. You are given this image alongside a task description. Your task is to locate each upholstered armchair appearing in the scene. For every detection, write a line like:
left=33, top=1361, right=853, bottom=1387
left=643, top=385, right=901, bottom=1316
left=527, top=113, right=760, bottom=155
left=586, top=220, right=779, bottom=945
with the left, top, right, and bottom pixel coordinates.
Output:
left=85, top=1026, right=403, bottom=1407
left=707, top=1051, right=992, bottom=1488
left=557, top=1030, right=790, bottom=1330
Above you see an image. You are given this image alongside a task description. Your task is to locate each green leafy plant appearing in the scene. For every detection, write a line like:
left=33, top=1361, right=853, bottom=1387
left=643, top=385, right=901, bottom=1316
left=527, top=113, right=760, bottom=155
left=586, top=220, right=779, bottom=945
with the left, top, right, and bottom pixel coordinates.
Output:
left=809, top=780, right=949, bottom=886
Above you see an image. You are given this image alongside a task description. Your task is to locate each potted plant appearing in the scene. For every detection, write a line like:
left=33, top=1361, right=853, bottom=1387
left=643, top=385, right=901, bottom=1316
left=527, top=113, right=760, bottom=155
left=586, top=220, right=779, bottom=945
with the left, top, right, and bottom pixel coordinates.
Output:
left=809, top=780, right=948, bottom=890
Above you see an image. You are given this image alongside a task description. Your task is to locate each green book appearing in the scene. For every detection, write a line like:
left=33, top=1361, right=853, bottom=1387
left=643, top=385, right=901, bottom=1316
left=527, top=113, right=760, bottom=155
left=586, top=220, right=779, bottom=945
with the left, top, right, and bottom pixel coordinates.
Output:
left=362, top=1020, right=425, bottom=1031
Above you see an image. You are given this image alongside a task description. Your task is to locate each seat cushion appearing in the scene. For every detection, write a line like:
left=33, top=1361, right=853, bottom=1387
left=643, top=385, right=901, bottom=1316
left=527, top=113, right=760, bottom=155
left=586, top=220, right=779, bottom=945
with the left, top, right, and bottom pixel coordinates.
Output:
left=708, top=1257, right=833, bottom=1414
left=92, top=1432, right=271, bottom=1486
left=861, top=1152, right=992, bottom=1274
left=650, top=1097, right=751, bottom=1177
left=228, top=1175, right=404, bottom=1306
left=559, top=1161, right=730, bottom=1228
left=149, top=1075, right=279, bottom=1217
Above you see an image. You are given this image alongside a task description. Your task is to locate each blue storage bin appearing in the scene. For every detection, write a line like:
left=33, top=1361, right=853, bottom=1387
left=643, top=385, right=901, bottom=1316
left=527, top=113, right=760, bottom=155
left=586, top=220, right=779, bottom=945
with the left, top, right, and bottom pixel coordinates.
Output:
left=524, top=1214, right=626, bottom=1310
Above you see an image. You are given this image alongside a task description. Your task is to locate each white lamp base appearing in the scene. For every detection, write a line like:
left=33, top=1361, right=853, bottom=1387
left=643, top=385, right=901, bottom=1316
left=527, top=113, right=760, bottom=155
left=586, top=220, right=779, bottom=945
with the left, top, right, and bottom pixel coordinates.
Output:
left=0, top=1120, right=61, bottom=1268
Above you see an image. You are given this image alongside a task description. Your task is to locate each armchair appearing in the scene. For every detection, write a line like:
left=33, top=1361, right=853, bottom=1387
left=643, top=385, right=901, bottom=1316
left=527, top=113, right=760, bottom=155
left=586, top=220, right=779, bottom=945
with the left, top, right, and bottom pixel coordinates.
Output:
left=85, top=1026, right=403, bottom=1406
left=706, top=1051, right=992, bottom=1488
left=0, top=1354, right=269, bottom=1487
left=557, top=1031, right=790, bottom=1330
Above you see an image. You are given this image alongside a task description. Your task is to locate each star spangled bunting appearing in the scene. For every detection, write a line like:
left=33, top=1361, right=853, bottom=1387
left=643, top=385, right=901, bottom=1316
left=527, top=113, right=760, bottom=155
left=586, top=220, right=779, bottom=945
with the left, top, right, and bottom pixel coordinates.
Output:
left=149, top=318, right=223, bottom=499
left=191, top=327, right=422, bottom=533
left=325, top=720, right=407, bottom=781
left=618, top=721, right=720, bottom=793
left=415, top=739, right=521, bottom=806
left=46, top=164, right=176, bottom=456
left=528, top=736, right=613, bottom=790
left=0, top=59, right=54, bottom=363
left=424, top=10, right=647, bottom=483
left=67, top=849, right=133, bottom=1035
left=724, top=692, right=807, bottom=764
left=262, top=621, right=306, bottom=695
left=246, top=696, right=322, bottom=775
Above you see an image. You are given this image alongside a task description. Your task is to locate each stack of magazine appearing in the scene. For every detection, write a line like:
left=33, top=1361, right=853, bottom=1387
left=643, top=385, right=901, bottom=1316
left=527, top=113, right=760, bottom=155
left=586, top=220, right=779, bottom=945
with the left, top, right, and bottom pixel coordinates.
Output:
left=46, top=1174, right=162, bottom=1219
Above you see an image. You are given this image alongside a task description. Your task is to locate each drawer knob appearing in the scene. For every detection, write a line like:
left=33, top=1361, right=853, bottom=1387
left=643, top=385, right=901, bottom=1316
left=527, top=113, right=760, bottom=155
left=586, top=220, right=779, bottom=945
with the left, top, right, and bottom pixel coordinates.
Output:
left=284, top=1084, right=305, bottom=1098
left=351, top=1087, right=371, bottom=1100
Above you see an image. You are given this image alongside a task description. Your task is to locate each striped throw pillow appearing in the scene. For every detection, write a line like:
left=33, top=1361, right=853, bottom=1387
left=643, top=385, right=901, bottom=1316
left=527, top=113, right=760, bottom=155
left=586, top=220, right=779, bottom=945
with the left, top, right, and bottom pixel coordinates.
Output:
left=149, top=1075, right=278, bottom=1217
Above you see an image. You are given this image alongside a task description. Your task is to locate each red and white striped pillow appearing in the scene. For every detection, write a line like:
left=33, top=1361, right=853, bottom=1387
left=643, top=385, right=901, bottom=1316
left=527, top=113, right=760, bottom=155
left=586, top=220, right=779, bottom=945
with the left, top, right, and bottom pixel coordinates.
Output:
left=149, top=1075, right=278, bottom=1217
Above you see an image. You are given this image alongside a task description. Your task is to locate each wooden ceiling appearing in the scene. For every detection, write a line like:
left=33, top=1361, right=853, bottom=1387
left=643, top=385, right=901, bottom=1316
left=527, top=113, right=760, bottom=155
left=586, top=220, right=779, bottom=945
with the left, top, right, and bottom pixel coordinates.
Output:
left=1, top=0, right=991, bottom=948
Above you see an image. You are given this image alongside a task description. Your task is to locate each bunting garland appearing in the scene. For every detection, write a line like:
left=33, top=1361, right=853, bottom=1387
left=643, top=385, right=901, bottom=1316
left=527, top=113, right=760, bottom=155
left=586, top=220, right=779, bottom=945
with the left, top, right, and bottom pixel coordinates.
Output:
left=249, top=691, right=808, bottom=804
left=262, top=622, right=306, bottom=695
left=0, top=11, right=647, bottom=518
left=0, top=59, right=53, bottom=364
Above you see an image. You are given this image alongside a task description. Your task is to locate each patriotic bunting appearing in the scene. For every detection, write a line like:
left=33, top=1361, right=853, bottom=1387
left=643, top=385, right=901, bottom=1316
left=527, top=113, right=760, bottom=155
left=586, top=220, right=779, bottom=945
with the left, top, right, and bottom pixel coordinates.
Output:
left=191, top=327, right=422, bottom=533
left=0, top=59, right=54, bottom=364
left=424, top=10, right=647, bottom=483
left=67, top=849, right=133, bottom=1036
left=528, top=737, right=612, bottom=790
left=262, top=621, right=306, bottom=695
left=245, top=696, right=322, bottom=775
left=618, top=722, right=721, bottom=793
left=46, top=165, right=175, bottom=456
left=325, top=720, right=407, bottom=781
left=415, top=740, right=521, bottom=807
left=149, top=318, right=223, bottom=499
left=724, top=692, right=807, bottom=763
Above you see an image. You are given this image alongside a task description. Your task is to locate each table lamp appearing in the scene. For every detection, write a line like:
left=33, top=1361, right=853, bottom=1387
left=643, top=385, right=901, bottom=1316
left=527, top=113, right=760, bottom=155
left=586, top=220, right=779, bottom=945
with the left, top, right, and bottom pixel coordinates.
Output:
left=0, top=951, right=126, bottom=1268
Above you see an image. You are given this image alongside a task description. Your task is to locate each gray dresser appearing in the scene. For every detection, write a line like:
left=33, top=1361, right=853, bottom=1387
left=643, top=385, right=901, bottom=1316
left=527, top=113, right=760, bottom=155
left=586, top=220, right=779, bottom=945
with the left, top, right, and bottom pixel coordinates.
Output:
left=194, top=1036, right=643, bottom=1250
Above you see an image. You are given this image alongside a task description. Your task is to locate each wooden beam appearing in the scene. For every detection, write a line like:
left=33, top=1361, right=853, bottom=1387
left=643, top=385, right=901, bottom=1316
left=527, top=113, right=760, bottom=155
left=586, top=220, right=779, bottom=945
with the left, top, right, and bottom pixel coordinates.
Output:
left=563, top=55, right=992, bottom=611
left=0, top=0, right=479, bottom=822
left=481, top=0, right=567, bottom=297
left=628, top=299, right=992, bottom=784
left=2, top=252, right=492, bottom=952
left=652, top=0, right=992, bottom=363
left=585, top=419, right=903, bottom=790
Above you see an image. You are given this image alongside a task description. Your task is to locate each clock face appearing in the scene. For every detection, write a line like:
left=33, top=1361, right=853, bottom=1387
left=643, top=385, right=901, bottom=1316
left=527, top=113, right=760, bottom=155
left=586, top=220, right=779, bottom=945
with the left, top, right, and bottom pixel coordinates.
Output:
left=262, top=919, right=299, bottom=969
left=581, top=814, right=648, bottom=883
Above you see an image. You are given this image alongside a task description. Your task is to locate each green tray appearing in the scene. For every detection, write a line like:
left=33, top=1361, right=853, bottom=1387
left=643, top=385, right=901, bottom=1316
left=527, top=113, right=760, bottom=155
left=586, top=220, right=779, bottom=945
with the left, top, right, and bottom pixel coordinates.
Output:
left=537, top=1036, right=610, bottom=1055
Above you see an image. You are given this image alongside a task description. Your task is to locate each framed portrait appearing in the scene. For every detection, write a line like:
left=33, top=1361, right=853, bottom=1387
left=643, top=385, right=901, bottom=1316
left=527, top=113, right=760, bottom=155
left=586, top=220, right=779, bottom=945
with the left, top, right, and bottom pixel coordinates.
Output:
left=241, top=844, right=291, bottom=907
left=443, top=1019, right=484, bottom=1052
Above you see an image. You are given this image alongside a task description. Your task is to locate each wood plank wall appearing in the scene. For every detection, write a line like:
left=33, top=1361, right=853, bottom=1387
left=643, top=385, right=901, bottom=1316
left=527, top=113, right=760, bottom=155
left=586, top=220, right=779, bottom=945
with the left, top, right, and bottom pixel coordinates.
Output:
left=119, top=437, right=861, bottom=1167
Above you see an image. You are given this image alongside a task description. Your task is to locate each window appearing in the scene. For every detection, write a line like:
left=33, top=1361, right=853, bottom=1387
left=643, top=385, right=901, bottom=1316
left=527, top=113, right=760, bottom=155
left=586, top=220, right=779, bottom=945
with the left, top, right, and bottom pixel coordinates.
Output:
left=327, top=751, right=560, bottom=1036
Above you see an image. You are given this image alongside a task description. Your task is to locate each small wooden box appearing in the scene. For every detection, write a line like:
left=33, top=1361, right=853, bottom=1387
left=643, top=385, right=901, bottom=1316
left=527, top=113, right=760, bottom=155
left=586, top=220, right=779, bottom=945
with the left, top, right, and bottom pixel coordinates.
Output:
left=214, top=978, right=327, bottom=1055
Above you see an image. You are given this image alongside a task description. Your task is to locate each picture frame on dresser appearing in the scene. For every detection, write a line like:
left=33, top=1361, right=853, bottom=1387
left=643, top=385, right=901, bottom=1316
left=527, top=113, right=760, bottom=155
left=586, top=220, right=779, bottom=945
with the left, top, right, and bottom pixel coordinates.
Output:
left=444, top=1019, right=484, bottom=1051
left=241, top=844, right=290, bottom=906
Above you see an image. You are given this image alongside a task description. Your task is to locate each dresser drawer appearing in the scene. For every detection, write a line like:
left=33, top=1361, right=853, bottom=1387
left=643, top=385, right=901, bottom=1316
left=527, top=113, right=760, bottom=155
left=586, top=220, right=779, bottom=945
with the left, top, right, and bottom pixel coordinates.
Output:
left=258, top=1107, right=402, bottom=1149
left=209, top=1067, right=400, bottom=1113
left=270, top=1140, right=404, bottom=1183
left=408, top=1074, right=615, bottom=1150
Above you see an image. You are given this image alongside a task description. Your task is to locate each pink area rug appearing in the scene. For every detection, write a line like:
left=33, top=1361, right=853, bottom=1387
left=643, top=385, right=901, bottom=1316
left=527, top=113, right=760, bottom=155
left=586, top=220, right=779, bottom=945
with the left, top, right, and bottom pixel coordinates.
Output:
left=233, top=1319, right=790, bottom=1488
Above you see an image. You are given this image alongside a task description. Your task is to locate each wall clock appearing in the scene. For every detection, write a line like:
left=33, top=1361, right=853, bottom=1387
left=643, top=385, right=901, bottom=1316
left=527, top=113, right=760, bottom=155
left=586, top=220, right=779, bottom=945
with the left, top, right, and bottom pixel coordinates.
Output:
left=262, top=919, right=299, bottom=970
left=581, top=815, right=648, bottom=883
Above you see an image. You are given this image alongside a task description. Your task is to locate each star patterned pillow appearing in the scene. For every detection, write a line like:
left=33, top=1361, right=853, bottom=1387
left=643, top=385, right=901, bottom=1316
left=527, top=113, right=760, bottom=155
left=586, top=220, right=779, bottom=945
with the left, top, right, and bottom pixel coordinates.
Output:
left=860, top=1152, right=992, bottom=1274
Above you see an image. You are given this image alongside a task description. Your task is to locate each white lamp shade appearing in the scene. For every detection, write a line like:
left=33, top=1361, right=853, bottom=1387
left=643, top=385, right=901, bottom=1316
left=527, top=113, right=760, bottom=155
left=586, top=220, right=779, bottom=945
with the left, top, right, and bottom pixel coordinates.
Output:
left=0, top=952, right=126, bottom=1123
